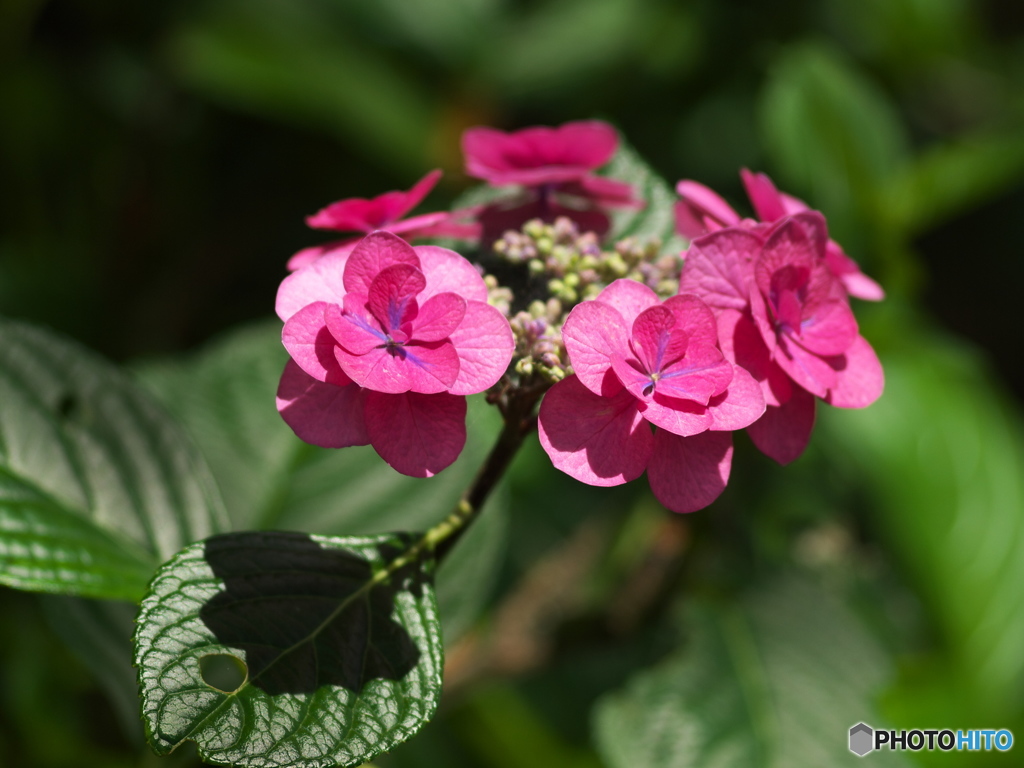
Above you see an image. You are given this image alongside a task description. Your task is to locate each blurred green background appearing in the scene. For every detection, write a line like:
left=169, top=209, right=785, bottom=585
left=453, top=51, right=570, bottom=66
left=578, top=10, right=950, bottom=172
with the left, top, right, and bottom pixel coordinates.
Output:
left=3, top=0, right=1024, bottom=766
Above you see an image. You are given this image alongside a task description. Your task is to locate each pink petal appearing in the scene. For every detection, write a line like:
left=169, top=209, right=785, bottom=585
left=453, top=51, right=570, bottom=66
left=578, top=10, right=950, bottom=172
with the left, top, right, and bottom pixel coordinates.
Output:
left=336, top=340, right=460, bottom=395
left=365, top=391, right=466, bottom=477
left=447, top=301, right=514, bottom=395
left=305, top=197, right=383, bottom=231
left=841, top=271, right=886, bottom=302
left=826, top=245, right=885, bottom=301
left=412, top=292, right=467, bottom=342
left=573, top=175, right=642, bottom=207
left=538, top=375, right=653, bottom=486
left=748, top=280, right=777, bottom=355
left=758, top=211, right=828, bottom=285
left=595, top=279, right=659, bottom=326
left=674, top=180, right=742, bottom=238
left=276, top=360, right=369, bottom=448
left=630, top=306, right=685, bottom=373
left=396, top=168, right=443, bottom=218
left=276, top=248, right=352, bottom=322
left=754, top=217, right=821, bottom=301
left=716, top=309, right=791, bottom=407
left=282, top=302, right=350, bottom=385
left=639, top=395, right=713, bottom=437
left=646, top=430, right=733, bottom=514
left=463, top=121, right=618, bottom=186
left=679, top=228, right=762, bottom=311
left=707, top=364, right=766, bottom=431
left=825, top=335, right=884, bottom=408
left=343, top=231, right=421, bottom=295
left=414, top=245, right=489, bottom=303
left=387, top=210, right=459, bottom=237
left=662, top=294, right=719, bottom=349
left=740, top=169, right=788, bottom=222
left=562, top=300, right=628, bottom=397
left=655, top=346, right=733, bottom=405
left=794, top=299, right=858, bottom=356
left=772, top=333, right=837, bottom=398
left=746, top=386, right=815, bottom=465
left=325, top=299, right=385, bottom=356
left=286, top=238, right=358, bottom=272
left=309, top=171, right=439, bottom=231
left=367, top=263, right=426, bottom=332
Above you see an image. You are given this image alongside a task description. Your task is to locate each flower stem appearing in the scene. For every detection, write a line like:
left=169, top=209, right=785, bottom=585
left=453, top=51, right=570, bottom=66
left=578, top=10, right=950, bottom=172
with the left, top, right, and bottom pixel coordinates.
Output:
left=428, top=383, right=546, bottom=564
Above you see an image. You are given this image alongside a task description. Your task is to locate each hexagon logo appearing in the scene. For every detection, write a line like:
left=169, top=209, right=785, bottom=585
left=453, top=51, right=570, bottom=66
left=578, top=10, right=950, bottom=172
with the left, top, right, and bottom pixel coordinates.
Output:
left=849, top=723, right=874, bottom=757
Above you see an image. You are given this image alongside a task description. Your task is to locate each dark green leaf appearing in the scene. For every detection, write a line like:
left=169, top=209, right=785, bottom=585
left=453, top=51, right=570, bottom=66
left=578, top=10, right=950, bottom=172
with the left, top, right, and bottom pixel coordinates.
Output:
left=0, top=319, right=226, bottom=600
left=134, top=530, right=443, bottom=768
left=38, top=595, right=141, bottom=743
left=134, top=320, right=507, bottom=644
left=594, top=577, right=908, bottom=767
left=882, top=132, right=1024, bottom=237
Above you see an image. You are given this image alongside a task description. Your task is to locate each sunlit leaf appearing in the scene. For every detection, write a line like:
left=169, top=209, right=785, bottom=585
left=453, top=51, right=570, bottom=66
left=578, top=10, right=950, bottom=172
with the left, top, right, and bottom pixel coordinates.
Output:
left=135, top=530, right=443, bottom=768
left=594, top=577, right=908, bottom=767
left=0, top=319, right=226, bottom=600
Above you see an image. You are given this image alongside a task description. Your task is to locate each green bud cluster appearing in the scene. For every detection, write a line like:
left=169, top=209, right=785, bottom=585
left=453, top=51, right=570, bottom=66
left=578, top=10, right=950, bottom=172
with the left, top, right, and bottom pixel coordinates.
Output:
left=507, top=299, right=569, bottom=383
left=484, top=274, right=514, bottom=316
left=493, top=216, right=682, bottom=304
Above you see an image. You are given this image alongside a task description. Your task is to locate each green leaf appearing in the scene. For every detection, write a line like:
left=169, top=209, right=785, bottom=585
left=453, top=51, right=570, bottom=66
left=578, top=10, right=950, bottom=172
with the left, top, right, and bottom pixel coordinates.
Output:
left=38, top=595, right=141, bottom=743
left=134, top=320, right=507, bottom=642
left=594, top=577, right=908, bottom=768
left=600, top=139, right=684, bottom=252
left=134, top=530, right=443, bottom=768
left=882, top=132, right=1024, bottom=237
left=759, top=43, right=908, bottom=252
left=167, top=0, right=434, bottom=173
left=820, top=326, right=1024, bottom=711
left=0, top=319, right=226, bottom=600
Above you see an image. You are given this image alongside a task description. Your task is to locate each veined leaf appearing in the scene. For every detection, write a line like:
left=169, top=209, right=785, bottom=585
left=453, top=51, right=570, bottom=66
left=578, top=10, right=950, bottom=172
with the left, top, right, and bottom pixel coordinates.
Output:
left=134, top=320, right=507, bottom=644
left=600, top=139, right=684, bottom=253
left=0, top=319, right=226, bottom=600
left=594, top=577, right=908, bottom=768
left=134, top=530, right=443, bottom=768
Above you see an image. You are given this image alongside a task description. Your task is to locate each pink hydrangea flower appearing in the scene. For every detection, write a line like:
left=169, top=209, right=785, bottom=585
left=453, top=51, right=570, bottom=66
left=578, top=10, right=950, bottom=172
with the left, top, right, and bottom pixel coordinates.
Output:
left=461, top=120, right=640, bottom=240
left=537, top=280, right=765, bottom=513
left=287, top=169, right=480, bottom=271
left=679, top=211, right=884, bottom=464
left=275, top=230, right=514, bottom=477
left=675, top=170, right=884, bottom=301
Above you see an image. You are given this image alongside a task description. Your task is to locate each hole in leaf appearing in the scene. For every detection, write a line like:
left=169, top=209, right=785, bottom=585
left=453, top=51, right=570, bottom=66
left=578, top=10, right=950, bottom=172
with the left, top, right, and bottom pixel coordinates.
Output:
left=200, top=653, right=248, bottom=694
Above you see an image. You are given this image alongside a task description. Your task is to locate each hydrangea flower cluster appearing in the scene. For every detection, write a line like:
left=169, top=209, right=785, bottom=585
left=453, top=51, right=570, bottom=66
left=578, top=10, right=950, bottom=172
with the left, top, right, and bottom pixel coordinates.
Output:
left=277, top=119, right=884, bottom=514
left=538, top=280, right=765, bottom=513
left=679, top=209, right=883, bottom=464
left=276, top=231, right=512, bottom=477
left=462, top=120, right=641, bottom=241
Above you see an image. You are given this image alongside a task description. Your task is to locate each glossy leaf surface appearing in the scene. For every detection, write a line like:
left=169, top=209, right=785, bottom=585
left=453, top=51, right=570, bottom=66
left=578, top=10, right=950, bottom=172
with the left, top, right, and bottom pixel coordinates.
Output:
left=0, top=319, right=226, bottom=600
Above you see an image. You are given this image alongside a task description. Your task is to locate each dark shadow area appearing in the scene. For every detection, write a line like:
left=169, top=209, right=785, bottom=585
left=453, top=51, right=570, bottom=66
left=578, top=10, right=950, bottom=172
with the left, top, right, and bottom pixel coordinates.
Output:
left=199, top=531, right=420, bottom=696
left=918, top=181, right=1024, bottom=401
